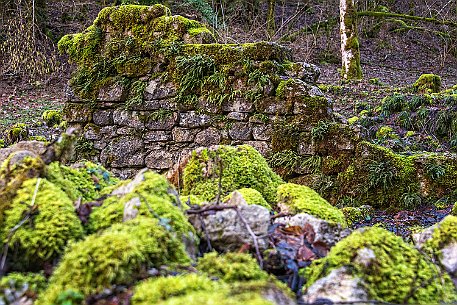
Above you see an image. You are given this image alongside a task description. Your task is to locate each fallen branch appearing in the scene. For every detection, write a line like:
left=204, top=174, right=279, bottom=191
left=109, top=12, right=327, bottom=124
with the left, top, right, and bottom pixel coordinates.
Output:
left=358, top=11, right=457, bottom=27
left=235, top=206, right=264, bottom=269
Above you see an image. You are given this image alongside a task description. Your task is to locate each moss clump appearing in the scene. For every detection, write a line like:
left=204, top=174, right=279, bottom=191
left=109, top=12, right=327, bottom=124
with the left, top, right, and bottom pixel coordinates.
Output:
left=422, top=215, right=457, bottom=260
left=196, top=252, right=268, bottom=283
left=182, top=145, right=284, bottom=205
left=0, top=272, right=47, bottom=303
left=37, top=217, right=190, bottom=305
left=451, top=203, right=457, bottom=216
left=180, top=194, right=206, bottom=207
left=337, top=142, right=419, bottom=209
left=0, top=153, right=45, bottom=225
left=341, top=205, right=373, bottom=226
left=277, top=183, right=347, bottom=226
left=223, top=188, right=271, bottom=210
left=303, top=227, right=457, bottom=303
left=41, top=110, right=62, bottom=127
left=132, top=274, right=221, bottom=305
left=413, top=74, right=441, bottom=93
left=149, top=291, right=273, bottom=305
left=45, top=162, right=98, bottom=201
left=376, top=126, right=398, bottom=139
left=88, top=171, right=195, bottom=241
left=5, top=123, right=28, bottom=144
left=1, top=178, right=84, bottom=265
left=45, top=161, right=118, bottom=202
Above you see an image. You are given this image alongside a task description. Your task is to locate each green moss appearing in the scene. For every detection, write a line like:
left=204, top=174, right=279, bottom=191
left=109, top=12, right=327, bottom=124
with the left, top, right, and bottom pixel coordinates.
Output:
left=223, top=188, right=271, bottom=210
left=180, top=194, right=206, bottom=207
left=155, top=291, right=274, bottom=305
left=0, top=272, right=47, bottom=303
left=277, top=183, right=347, bottom=226
left=451, top=203, right=457, bottom=216
left=197, top=252, right=268, bottom=283
left=132, top=274, right=222, bottom=305
left=337, top=142, right=419, bottom=209
left=1, top=178, right=84, bottom=265
left=303, top=227, right=457, bottom=303
left=413, top=74, right=441, bottom=94
left=88, top=171, right=195, bottom=241
left=45, top=162, right=98, bottom=201
left=41, top=110, right=62, bottom=127
left=341, top=206, right=373, bottom=226
left=376, top=125, right=399, bottom=139
left=422, top=215, right=457, bottom=259
left=0, top=139, right=5, bottom=148
left=37, top=217, right=190, bottom=305
left=348, top=116, right=359, bottom=125
left=5, top=123, right=28, bottom=144
left=182, top=145, right=284, bottom=205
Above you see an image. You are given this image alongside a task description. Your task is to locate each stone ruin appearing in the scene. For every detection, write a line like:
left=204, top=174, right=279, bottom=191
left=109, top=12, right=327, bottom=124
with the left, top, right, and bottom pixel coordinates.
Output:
left=60, top=4, right=457, bottom=210
left=60, top=4, right=341, bottom=178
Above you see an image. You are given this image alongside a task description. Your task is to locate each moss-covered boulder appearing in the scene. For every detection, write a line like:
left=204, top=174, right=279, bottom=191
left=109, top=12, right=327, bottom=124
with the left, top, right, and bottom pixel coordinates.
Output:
left=180, top=145, right=284, bottom=205
left=197, top=252, right=268, bottom=283
left=223, top=188, right=271, bottom=210
left=0, top=151, right=45, bottom=225
left=132, top=274, right=222, bottom=305
left=0, top=272, right=47, bottom=305
left=45, top=161, right=118, bottom=202
left=133, top=274, right=294, bottom=305
left=413, top=74, right=441, bottom=93
left=1, top=178, right=84, bottom=267
left=414, top=215, right=457, bottom=277
left=277, top=183, right=347, bottom=226
left=87, top=171, right=195, bottom=245
left=36, top=217, right=190, bottom=305
left=302, top=227, right=457, bottom=304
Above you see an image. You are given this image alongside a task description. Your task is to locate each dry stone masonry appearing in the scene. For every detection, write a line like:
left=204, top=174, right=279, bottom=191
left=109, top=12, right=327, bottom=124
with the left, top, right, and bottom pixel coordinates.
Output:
left=61, top=4, right=331, bottom=178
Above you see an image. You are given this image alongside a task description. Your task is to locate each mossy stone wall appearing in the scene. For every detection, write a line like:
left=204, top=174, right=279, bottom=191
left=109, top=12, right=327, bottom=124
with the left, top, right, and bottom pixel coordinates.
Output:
left=61, top=5, right=329, bottom=178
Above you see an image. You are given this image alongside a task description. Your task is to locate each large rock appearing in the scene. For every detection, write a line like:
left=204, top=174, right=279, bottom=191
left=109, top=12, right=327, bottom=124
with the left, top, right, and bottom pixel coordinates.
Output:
left=302, top=227, right=457, bottom=304
left=274, top=213, right=351, bottom=247
left=188, top=203, right=271, bottom=252
left=413, top=215, right=457, bottom=278
left=302, top=267, right=368, bottom=304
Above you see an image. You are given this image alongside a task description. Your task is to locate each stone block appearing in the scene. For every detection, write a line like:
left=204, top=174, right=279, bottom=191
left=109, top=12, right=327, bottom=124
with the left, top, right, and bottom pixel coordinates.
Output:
left=113, top=110, right=144, bottom=128
left=195, top=128, right=221, bottom=146
left=228, top=122, right=252, bottom=140
left=172, top=127, right=199, bottom=142
left=179, top=111, right=211, bottom=128
left=145, top=150, right=174, bottom=169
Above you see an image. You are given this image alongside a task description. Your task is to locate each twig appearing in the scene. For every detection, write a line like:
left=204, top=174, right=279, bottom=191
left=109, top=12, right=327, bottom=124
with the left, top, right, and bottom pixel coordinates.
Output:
left=186, top=204, right=238, bottom=215
left=215, top=155, right=223, bottom=205
left=235, top=206, right=263, bottom=269
left=198, top=213, right=212, bottom=252
left=1, top=178, right=41, bottom=271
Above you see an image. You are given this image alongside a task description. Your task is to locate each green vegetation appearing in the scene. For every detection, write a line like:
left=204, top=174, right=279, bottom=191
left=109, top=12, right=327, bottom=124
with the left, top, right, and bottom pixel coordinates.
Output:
left=1, top=178, right=84, bottom=266
left=303, top=227, right=457, bottom=303
left=197, top=252, right=269, bottom=283
left=223, top=188, right=271, bottom=209
left=182, top=145, right=284, bottom=205
left=277, top=183, right=347, bottom=226
left=41, top=110, right=62, bottom=126
left=37, top=217, right=190, bottom=304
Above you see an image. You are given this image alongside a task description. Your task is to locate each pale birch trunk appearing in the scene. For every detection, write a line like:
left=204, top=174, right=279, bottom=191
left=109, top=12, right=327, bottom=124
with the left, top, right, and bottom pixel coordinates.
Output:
left=340, top=0, right=362, bottom=79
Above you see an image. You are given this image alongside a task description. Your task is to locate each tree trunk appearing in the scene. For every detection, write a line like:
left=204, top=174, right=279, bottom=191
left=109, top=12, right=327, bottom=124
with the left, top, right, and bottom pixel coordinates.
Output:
left=340, top=0, right=362, bottom=80
left=267, top=0, right=276, bottom=36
